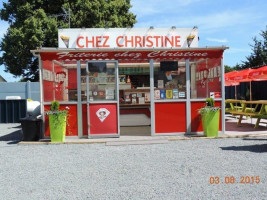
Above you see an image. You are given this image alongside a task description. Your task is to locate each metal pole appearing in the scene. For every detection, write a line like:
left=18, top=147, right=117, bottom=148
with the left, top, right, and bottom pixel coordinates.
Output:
left=115, top=61, right=120, bottom=137
left=250, top=81, right=252, bottom=101
left=186, top=59, right=191, bottom=134
left=235, top=85, right=237, bottom=100
left=26, top=80, right=31, bottom=99
left=221, top=58, right=225, bottom=134
left=37, top=54, right=45, bottom=138
left=77, top=60, right=83, bottom=138
left=150, top=59, right=155, bottom=136
left=86, top=62, right=90, bottom=138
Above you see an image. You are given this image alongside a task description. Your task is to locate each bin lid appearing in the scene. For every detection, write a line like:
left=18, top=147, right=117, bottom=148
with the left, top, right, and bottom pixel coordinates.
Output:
left=6, top=96, right=21, bottom=100
left=20, top=116, right=42, bottom=121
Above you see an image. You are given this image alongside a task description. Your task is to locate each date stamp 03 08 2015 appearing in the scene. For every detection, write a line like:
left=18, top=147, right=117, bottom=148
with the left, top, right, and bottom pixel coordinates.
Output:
left=209, top=176, right=261, bottom=184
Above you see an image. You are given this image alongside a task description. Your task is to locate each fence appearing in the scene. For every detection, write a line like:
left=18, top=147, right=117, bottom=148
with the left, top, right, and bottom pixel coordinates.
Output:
left=0, top=81, right=40, bottom=123
left=0, top=81, right=40, bottom=101
left=0, top=100, right=27, bottom=123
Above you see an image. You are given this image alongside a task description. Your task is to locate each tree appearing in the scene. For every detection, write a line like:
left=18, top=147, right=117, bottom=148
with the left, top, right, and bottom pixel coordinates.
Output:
left=224, top=64, right=242, bottom=73
left=241, top=26, right=267, bottom=69
left=0, top=0, right=137, bottom=81
left=224, top=65, right=234, bottom=73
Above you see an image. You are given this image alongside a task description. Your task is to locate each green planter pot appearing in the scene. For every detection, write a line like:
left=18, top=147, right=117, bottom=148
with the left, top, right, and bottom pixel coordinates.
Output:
left=201, top=109, right=220, bottom=137
left=49, top=113, right=67, bottom=142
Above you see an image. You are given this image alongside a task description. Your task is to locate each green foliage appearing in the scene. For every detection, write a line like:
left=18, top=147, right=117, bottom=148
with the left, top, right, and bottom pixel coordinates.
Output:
left=0, top=0, right=137, bottom=81
left=50, top=100, right=60, bottom=111
left=47, top=101, right=69, bottom=135
left=46, top=101, right=68, bottom=116
left=224, top=64, right=242, bottom=73
left=206, top=98, right=215, bottom=107
left=232, top=64, right=242, bottom=71
left=241, top=26, right=267, bottom=69
left=198, top=98, right=220, bottom=115
left=224, top=65, right=234, bottom=73
left=198, top=106, right=220, bottom=115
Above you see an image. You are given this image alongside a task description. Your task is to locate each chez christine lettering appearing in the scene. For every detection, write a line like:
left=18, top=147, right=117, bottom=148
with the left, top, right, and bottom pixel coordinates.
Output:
left=56, top=51, right=209, bottom=60
left=147, top=51, right=208, bottom=57
left=76, top=35, right=181, bottom=48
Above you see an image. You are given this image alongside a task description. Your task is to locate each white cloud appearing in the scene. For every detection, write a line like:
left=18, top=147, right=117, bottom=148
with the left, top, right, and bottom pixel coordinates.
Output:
left=131, top=0, right=201, bottom=17
left=226, top=48, right=251, bottom=54
left=206, top=37, right=228, bottom=43
left=165, top=9, right=264, bottom=34
left=173, top=0, right=202, bottom=6
left=197, top=11, right=263, bottom=32
left=131, top=0, right=266, bottom=33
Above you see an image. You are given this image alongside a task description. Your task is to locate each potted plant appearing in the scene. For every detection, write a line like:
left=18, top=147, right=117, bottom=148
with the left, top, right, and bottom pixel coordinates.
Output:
left=199, top=98, right=220, bottom=137
left=46, top=101, right=69, bottom=142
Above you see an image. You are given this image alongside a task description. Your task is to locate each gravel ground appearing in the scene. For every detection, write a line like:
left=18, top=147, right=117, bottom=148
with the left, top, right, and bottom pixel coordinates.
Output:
left=0, top=124, right=266, bottom=200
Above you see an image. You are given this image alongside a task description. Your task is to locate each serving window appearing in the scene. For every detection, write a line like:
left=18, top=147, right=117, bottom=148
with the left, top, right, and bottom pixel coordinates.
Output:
left=153, top=59, right=186, bottom=100
left=87, top=62, right=117, bottom=101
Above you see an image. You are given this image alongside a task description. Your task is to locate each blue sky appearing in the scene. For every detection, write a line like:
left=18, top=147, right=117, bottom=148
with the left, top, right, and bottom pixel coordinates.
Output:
left=1, top=0, right=267, bottom=82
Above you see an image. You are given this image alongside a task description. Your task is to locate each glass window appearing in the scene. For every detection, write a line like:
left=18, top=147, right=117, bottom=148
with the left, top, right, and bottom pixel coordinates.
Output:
left=153, top=59, right=186, bottom=100
left=80, top=62, right=87, bottom=102
left=190, top=58, right=222, bottom=99
left=67, top=65, right=78, bottom=102
left=42, top=60, right=77, bottom=102
left=42, top=60, right=54, bottom=102
left=88, top=62, right=117, bottom=101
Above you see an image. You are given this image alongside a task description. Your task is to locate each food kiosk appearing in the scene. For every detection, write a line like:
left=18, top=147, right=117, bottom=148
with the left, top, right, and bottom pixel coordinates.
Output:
left=31, top=27, right=228, bottom=138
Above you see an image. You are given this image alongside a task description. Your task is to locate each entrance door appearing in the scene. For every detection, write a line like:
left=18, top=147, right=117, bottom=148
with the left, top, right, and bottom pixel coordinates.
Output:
left=86, top=61, right=119, bottom=138
left=119, top=61, right=152, bottom=136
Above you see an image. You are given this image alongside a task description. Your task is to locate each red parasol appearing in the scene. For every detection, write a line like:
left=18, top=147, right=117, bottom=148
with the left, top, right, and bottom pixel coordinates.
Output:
left=248, top=65, right=267, bottom=80
left=233, top=68, right=255, bottom=82
left=225, top=69, right=256, bottom=100
left=224, top=71, right=239, bottom=86
left=224, top=71, right=240, bottom=100
left=225, top=66, right=267, bottom=100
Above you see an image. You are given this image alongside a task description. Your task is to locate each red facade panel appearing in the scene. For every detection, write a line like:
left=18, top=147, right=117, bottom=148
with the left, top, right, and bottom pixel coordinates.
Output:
left=89, top=103, right=118, bottom=135
left=155, top=102, right=186, bottom=133
left=82, top=104, right=88, bottom=136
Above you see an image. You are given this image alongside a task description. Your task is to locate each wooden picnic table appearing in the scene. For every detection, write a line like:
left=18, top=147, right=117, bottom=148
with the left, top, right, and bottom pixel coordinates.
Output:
left=231, top=100, right=267, bottom=128
left=225, top=99, right=244, bottom=113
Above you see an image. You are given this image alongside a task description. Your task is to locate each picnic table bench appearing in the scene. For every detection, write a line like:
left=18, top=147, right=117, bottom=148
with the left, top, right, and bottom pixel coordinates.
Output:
left=225, top=99, right=243, bottom=113
left=227, top=100, right=267, bottom=128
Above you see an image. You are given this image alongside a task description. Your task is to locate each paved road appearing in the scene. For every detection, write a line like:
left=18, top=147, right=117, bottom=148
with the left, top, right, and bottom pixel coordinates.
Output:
left=0, top=124, right=266, bottom=200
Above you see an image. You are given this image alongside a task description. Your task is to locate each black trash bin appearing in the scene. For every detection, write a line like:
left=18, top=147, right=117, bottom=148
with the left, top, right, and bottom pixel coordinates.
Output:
left=20, top=117, right=42, bottom=141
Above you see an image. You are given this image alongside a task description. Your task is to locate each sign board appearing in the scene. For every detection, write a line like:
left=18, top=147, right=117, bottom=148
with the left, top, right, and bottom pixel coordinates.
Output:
left=210, top=92, right=221, bottom=99
left=58, top=28, right=198, bottom=49
left=41, top=50, right=223, bottom=62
